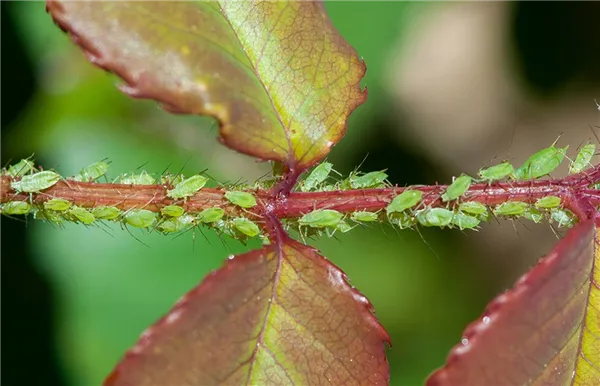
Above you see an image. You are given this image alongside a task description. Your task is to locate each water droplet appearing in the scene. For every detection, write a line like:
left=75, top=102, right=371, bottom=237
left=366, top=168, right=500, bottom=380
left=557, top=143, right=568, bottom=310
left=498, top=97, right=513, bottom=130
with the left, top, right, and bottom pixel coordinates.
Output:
left=461, top=337, right=469, bottom=346
left=482, top=316, right=491, bottom=324
left=228, top=255, right=235, bottom=260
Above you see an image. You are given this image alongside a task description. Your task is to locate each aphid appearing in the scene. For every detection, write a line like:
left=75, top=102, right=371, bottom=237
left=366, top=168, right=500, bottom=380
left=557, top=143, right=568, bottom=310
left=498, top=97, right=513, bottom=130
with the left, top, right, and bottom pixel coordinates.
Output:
left=514, top=139, right=569, bottom=180
left=11, top=170, right=61, bottom=193
left=232, top=217, right=261, bottom=237
left=213, top=220, right=237, bottom=238
left=493, top=201, right=528, bottom=216
left=158, top=215, right=195, bottom=233
left=388, top=212, right=416, bottom=229
left=522, top=207, right=544, bottom=224
left=416, top=208, right=454, bottom=228
left=120, top=171, right=155, bottom=185
left=349, top=171, right=388, bottom=189
left=224, top=191, right=257, bottom=208
left=301, top=162, right=333, bottom=192
left=74, top=161, right=109, bottom=182
left=569, top=143, right=596, bottom=174
left=2, top=201, right=31, bottom=215
left=534, top=196, right=561, bottom=209
left=299, top=209, right=343, bottom=228
left=161, top=173, right=185, bottom=186
left=197, top=207, right=225, bottom=223
left=161, top=205, right=185, bottom=217
left=458, top=201, right=488, bottom=216
left=68, top=206, right=96, bottom=225
left=259, top=234, right=271, bottom=245
left=44, top=198, right=71, bottom=211
left=451, top=212, right=481, bottom=230
left=478, top=162, right=515, bottom=183
left=34, top=208, right=63, bottom=224
left=386, top=190, right=423, bottom=214
left=123, top=209, right=156, bottom=228
left=92, top=206, right=122, bottom=220
left=441, top=174, right=472, bottom=202
left=7, top=159, right=35, bottom=178
left=551, top=209, right=575, bottom=228
left=351, top=211, right=379, bottom=222
left=167, top=175, right=209, bottom=199
left=335, top=220, right=354, bottom=233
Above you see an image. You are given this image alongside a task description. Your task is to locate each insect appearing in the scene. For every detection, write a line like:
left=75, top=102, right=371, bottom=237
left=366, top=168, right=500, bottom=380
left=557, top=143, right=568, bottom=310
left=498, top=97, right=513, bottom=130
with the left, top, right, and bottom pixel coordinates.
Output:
left=386, top=190, right=423, bottom=214
left=534, top=196, right=561, bottom=209
left=92, top=206, right=122, bottom=220
left=299, top=209, right=343, bottom=228
left=74, top=161, right=109, bottom=182
left=551, top=209, right=575, bottom=228
left=158, top=215, right=195, bottom=233
left=334, top=220, right=355, bottom=234
left=514, top=139, right=569, bottom=180
left=44, top=198, right=72, bottom=211
left=522, top=208, right=544, bottom=224
left=301, top=162, right=333, bottom=192
left=478, top=162, right=515, bottom=183
left=351, top=211, right=379, bottom=222
left=569, top=143, right=596, bottom=174
left=7, top=159, right=35, bottom=178
left=123, top=209, right=156, bottom=228
left=167, top=175, right=209, bottom=199
left=388, top=212, right=416, bottom=229
left=2, top=201, right=31, bottom=215
left=458, top=201, right=488, bottom=216
left=349, top=171, right=388, bottom=189
left=197, top=207, right=225, bottom=223
left=416, top=208, right=454, bottom=228
left=451, top=212, right=481, bottom=230
left=493, top=201, right=528, bottom=216
left=161, top=205, right=185, bottom=217
left=68, top=206, right=96, bottom=225
left=11, top=170, right=61, bottom=193
left=441, top=174, right=472, bottom=202
left=224, top=191, right=257, bottom=208
left=232, top=217, right=261, bottom=238
left=120, top=171, right=155, bottom=185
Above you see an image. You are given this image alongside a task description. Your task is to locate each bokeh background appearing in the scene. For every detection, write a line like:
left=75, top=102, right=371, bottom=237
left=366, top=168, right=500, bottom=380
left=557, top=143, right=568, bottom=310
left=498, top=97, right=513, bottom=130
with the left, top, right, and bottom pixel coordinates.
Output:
left=2, top=2, right=599, bottom=385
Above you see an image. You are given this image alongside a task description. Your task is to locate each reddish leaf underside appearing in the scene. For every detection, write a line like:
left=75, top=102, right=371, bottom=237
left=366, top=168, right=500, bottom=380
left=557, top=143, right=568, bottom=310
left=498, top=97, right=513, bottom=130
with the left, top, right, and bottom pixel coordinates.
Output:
left=427, top=221, right=600, bottom=386
left=105, top=237, right=389, bottom=386
left=46, top=1, right=366, bottom=170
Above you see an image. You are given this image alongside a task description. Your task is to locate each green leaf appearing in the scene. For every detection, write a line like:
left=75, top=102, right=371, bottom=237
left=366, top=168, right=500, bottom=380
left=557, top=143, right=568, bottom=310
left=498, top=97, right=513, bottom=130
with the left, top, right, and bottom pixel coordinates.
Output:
left=105, top=237, right=389, bottom=385
left=47, top=1, right=366, bottom=170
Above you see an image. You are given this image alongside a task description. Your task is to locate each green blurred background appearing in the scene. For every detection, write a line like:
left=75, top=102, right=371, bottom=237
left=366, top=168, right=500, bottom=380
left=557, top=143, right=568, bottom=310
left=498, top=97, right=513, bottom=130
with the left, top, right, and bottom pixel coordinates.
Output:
left=2, top=2, right=599, bottom=386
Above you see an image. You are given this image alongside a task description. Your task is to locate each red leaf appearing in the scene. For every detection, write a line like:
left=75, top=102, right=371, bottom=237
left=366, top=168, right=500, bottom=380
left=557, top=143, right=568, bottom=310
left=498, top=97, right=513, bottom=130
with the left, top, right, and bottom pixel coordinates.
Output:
left=427, top=221, right=600, bottom=386
left=106, top=237, right=389, bottom=385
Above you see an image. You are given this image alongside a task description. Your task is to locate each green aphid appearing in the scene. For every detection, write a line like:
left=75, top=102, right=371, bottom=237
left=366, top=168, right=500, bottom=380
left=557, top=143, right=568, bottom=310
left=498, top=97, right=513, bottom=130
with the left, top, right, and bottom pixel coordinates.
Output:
left=551, top=209, right=575, bottom=228
left=351, top=211, right=379, bottom=222
left=123, top=209, right=156, bottom=228
left=301, top=162, right=333, bottom=192
left=34, top=208, right=63, bottom=224
left=569, top=143, right=596, bottom=174
left=75, top=161, right=109, bottom=182
left=2, top=201, right=31, bottom=215
left=68, top=206, right=96, bottom=225
left=197, top=207, right=224, bottom=223
left=493, top=201, right=529, bottom=216
left=335, top=220, right=354, bottom=233
left=522, top=208, right=544, bottom=224
left=386, top=190, right=423, bottom=214
left=158, top=215, right=195, bottom=233
left=349, top=171, right=388, bottom=189
left=11, top=170, right=61, bottom=193
left=232, top=217, right=261, bottom=237
left=120, top=171, right=155, bottom=185
left=299, top=209, right=343, bottom=228
left=458, top=201, right=488, bottom=216
left=44, top=198, right=72, bottom=211
left=388, top=212, right=416, bottom=229
left=92, top=206, right=122, bottom=220
left=441, top=174, right=472, bottom=202
left=214, top=220, right=237, bottom=238
left=451, top=212, right=481, bottom=230
left=478, top=162, right=515, bottom=182
left=515, top=140, right=569, bottom=180
left=534, top=196, right=561, bottom=209
left=224, top=191, right=257, bottom=208
left=167, top=175, right=209, bottom=199
left=259, top=234, right=271, bottom=245
left=161, top=173, right=186, bottom=186
left=7, top=159, right=35, bottom=178
left=161, top=205, right=185, bottom=217
left=416, top=208, right=454, bottom=228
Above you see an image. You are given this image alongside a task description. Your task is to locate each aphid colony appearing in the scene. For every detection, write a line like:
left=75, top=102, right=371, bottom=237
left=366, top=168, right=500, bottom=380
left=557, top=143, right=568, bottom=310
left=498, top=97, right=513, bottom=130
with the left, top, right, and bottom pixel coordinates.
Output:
left=1, top=159, right=266, bottom=244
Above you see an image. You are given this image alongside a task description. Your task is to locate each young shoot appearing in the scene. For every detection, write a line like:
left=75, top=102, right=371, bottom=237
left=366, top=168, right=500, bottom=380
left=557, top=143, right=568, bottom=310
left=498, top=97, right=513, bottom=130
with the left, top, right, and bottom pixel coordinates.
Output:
left=441, top=174, right=472, bottom=202
left=386, top=190, right=423, bottom=215
left=569, top=143, right=596, bottom=174
left=224, top=191, right=257, bottom=208
left=11, top=170, right=61, bottom=193
left=167, top=175, right=209, bottom=200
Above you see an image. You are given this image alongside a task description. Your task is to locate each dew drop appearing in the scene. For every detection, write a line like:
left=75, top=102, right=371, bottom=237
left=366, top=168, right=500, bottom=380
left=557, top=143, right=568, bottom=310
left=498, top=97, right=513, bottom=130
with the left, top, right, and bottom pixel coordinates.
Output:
left=482, top=316, right=491, bottom=324
left=461, top=337, right=469, bottom=346
left=228, top=255, right=235, bottom=260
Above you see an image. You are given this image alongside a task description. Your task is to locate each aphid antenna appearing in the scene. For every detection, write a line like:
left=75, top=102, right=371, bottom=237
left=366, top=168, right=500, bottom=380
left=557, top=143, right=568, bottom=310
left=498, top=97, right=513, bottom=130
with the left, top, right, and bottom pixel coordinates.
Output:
left=121, top=223, right=152, bottom=248
left=133, top=160, right=150, bottom=172
left=414, top=226, right=441, bottom=261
